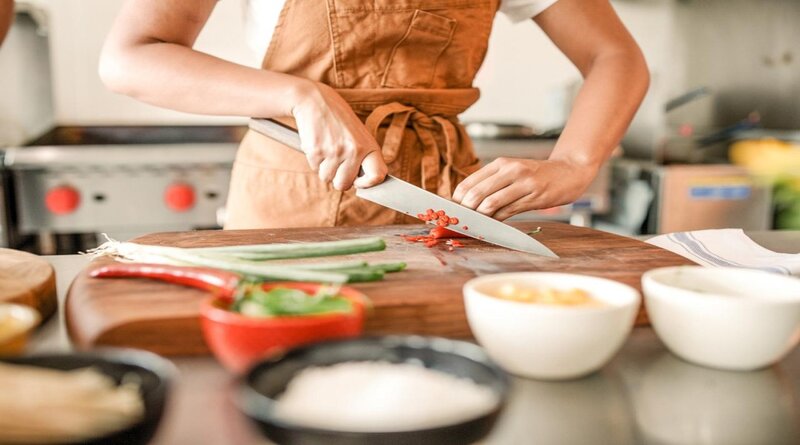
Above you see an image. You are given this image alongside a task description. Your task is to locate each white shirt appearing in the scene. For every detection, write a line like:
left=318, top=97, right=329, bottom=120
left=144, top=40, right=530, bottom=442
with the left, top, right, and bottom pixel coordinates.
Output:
left=244, top=0, right=559, bottom=56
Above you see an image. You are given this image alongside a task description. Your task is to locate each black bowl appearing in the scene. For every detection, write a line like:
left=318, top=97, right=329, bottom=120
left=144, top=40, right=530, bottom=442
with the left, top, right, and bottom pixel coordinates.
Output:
left=1, top=348, right=175, bottom=445
left=238, top=336, right=510, bottom=445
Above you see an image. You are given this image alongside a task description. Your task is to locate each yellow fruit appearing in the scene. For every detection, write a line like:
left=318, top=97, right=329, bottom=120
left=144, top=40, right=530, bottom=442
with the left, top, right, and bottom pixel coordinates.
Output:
left=730, top=139, right=800, bottom=176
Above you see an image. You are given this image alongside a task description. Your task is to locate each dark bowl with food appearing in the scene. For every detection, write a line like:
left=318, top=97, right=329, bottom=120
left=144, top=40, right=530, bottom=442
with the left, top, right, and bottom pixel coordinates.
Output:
left=0, top=348, right=175, bottom=445
left=238, top=336, right=510, bottom=445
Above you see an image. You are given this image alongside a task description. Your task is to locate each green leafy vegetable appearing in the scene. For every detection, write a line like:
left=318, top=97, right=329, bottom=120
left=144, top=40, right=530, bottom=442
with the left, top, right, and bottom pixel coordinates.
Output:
left=234, top=286, right=354, bottom=318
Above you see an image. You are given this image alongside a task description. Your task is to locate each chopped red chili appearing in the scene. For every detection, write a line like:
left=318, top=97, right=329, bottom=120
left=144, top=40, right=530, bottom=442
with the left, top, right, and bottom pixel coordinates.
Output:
left=430, top=227, right=467, bottom=239
left=424, top=239, right=439, bottom=248
left=402, top=225, right=468, bottom=250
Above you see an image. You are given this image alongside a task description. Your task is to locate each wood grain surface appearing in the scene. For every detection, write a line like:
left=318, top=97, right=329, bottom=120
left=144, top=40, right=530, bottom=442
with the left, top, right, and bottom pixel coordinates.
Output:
left=66, top=222, right=694, bottom=355
left=0, top=248, right=57, bottom=320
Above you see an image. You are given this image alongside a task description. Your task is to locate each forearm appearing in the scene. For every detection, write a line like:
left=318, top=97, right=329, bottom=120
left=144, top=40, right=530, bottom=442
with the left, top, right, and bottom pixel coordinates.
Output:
left=0, top=0, right=13, bottom=47
left=549, top=49, right=649, bottom=171
left=99, top=42, right=309, bottom=118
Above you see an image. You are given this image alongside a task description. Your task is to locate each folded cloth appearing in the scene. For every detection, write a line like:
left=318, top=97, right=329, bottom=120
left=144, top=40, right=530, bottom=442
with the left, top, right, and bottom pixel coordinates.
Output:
left=647, top=229, right=800, bottom=276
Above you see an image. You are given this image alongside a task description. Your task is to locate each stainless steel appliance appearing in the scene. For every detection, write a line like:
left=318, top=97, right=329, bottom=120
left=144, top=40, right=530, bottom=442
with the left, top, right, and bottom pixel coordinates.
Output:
left=3, top=126, right=245, bottom=253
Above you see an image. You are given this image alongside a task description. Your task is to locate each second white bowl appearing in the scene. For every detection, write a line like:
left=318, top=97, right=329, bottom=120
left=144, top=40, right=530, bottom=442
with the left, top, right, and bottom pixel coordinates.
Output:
left=463, top=273, right=640, bottom=380
left=643, top=266, right=800, bottom=371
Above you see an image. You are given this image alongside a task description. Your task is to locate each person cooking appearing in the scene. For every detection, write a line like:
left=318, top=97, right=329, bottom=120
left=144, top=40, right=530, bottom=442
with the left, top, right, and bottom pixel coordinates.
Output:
left=99, top=0, right=648, bottom=229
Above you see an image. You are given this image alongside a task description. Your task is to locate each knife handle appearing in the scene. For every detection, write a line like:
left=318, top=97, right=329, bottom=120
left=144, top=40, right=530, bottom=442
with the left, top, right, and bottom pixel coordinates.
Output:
left=249, top=117, right=366, bottom=177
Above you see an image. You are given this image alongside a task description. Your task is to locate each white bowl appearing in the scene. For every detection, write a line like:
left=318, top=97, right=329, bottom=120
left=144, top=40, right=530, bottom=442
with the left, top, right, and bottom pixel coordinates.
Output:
left=642, top=266, right=800, bottom=371
left=463, top=273, right=640, bottom=380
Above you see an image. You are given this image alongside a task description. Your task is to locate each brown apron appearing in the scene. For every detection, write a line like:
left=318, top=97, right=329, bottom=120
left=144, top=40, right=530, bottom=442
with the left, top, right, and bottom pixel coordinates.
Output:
left=225, top=0, right=499, bottom=229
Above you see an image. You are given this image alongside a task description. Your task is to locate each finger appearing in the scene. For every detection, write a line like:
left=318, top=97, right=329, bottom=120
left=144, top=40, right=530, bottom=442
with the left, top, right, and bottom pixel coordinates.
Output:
left=317, top=157, right=342, bottom=184
left=476, top=183, right=530, bottom=217
left=297, top=126, right=323, bottom=172
left=452, top=164, right=500, bottom=203
left=459, top=173, right=515, bottom=210
left=353, top=151, right=388, bottom=188
left=332, top=156, right=362, bottom=191
left=493, top=198, right=530, bottom=221
left=305, top=151, right=324, bottom=172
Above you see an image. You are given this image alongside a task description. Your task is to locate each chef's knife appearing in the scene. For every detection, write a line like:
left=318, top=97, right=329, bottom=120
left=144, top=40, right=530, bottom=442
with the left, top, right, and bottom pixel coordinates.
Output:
left=248, top=118, right=558, bottom=258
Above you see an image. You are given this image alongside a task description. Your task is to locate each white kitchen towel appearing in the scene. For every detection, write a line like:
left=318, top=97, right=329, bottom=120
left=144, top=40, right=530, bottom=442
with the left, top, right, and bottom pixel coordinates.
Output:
left=647, top=229, right=800, bottom=276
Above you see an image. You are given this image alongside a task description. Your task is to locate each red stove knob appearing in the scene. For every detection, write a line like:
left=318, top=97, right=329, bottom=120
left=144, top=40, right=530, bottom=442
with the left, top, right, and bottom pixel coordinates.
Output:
left=165, top=183, right=195, bottom=212
left=45, top=185, right=81, bottom=215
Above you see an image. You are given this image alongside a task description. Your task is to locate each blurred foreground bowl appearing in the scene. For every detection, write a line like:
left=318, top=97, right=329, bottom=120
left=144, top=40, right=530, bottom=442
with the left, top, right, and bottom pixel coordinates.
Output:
left=238, top=336, right=509, bottom=445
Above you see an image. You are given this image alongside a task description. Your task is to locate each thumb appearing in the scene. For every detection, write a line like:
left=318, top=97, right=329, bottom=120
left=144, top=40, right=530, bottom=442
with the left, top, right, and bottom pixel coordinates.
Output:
left=353, top=151, right=388, bottom=188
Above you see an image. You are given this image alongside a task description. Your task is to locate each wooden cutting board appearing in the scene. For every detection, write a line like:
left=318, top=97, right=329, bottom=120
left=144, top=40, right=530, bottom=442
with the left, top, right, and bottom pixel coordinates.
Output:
left=0, top=248, right=57, bottom=320
left=66, top=222, right=693, bottom=355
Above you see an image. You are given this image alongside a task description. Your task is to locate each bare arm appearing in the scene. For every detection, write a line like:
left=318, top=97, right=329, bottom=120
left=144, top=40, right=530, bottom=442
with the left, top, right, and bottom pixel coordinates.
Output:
left=453, top=0, right=649, bottom=219
left=99, top=0, right=386, bottom=190
left=0, top=0, right=13, bottom=47
left=538, top=0, right=649, bottom=172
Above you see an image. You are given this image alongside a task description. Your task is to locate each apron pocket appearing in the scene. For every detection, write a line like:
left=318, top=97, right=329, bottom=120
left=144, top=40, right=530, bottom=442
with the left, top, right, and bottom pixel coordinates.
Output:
left=381, top=10, right=456, bottom=89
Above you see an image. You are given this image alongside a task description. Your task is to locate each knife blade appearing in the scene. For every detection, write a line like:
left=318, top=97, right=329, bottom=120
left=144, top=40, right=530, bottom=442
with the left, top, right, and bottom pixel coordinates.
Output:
left=248, top=118, right=558, bottom=257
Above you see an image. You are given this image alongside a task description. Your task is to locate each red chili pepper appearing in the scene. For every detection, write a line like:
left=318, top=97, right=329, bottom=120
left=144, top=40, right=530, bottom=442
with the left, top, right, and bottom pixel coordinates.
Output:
left=429, top=227, right=468, bottom=239
left=416, top=213, right=425, bottom=219
left=462, top=225, right=469, bottom=230
left=436, top=210, right=446, bottom=217
left=426, top=208, right=435, bottom=215
left=90, top=263, right=241, bottom=301
left=424, top=239, right=439, bottom=248
left=450, top=240, right=464, bottom=247
left=450, top=217, right=459, bottom=225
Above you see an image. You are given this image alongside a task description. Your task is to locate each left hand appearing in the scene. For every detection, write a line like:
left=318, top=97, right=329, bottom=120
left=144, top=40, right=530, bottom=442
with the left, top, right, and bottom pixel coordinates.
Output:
left=452, top=157, right=598, bottom=221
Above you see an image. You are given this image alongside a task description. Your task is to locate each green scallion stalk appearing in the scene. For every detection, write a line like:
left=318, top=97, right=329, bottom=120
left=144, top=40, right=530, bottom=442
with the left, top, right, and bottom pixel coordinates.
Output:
left=186, top=237, right=386, bottom=260
left=86, top=239, right=349, bottom=283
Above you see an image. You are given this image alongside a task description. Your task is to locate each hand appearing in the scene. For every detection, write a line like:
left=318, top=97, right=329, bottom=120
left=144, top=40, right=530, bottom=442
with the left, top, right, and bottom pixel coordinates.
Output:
left=291, top=81, right=388, bottom=191
left=452, top=157, right=598, bottom=220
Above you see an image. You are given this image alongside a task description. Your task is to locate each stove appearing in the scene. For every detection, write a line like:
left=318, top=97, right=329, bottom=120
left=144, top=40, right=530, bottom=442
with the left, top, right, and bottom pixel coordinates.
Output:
left=3, top=126, right=246, bottom=253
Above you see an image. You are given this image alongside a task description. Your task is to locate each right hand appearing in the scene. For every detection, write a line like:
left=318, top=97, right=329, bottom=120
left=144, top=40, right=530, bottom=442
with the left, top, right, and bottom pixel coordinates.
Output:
left=291, top=81, right=388, bottom=191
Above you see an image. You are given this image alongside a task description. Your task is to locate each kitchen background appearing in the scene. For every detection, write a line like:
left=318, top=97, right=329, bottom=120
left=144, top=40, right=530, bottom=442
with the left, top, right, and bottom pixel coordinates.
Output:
left=1, top=0, right=798, bottom=254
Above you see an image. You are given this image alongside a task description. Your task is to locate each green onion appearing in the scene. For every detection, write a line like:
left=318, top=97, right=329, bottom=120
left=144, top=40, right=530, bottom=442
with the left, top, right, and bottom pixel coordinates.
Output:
left=187, top=237, right=386, bottom=260
left=290, top=260, right=369, bottom=270
left=85, top=235, right=401, bottom=285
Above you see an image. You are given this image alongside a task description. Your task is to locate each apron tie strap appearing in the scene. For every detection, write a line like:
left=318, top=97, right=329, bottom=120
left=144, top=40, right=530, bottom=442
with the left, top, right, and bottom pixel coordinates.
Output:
left=365, top=102, right=460, bottom=198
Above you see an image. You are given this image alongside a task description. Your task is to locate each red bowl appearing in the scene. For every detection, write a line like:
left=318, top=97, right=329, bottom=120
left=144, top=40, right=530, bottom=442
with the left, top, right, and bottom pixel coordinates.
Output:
left=200, top=282, right=366, bottom=373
